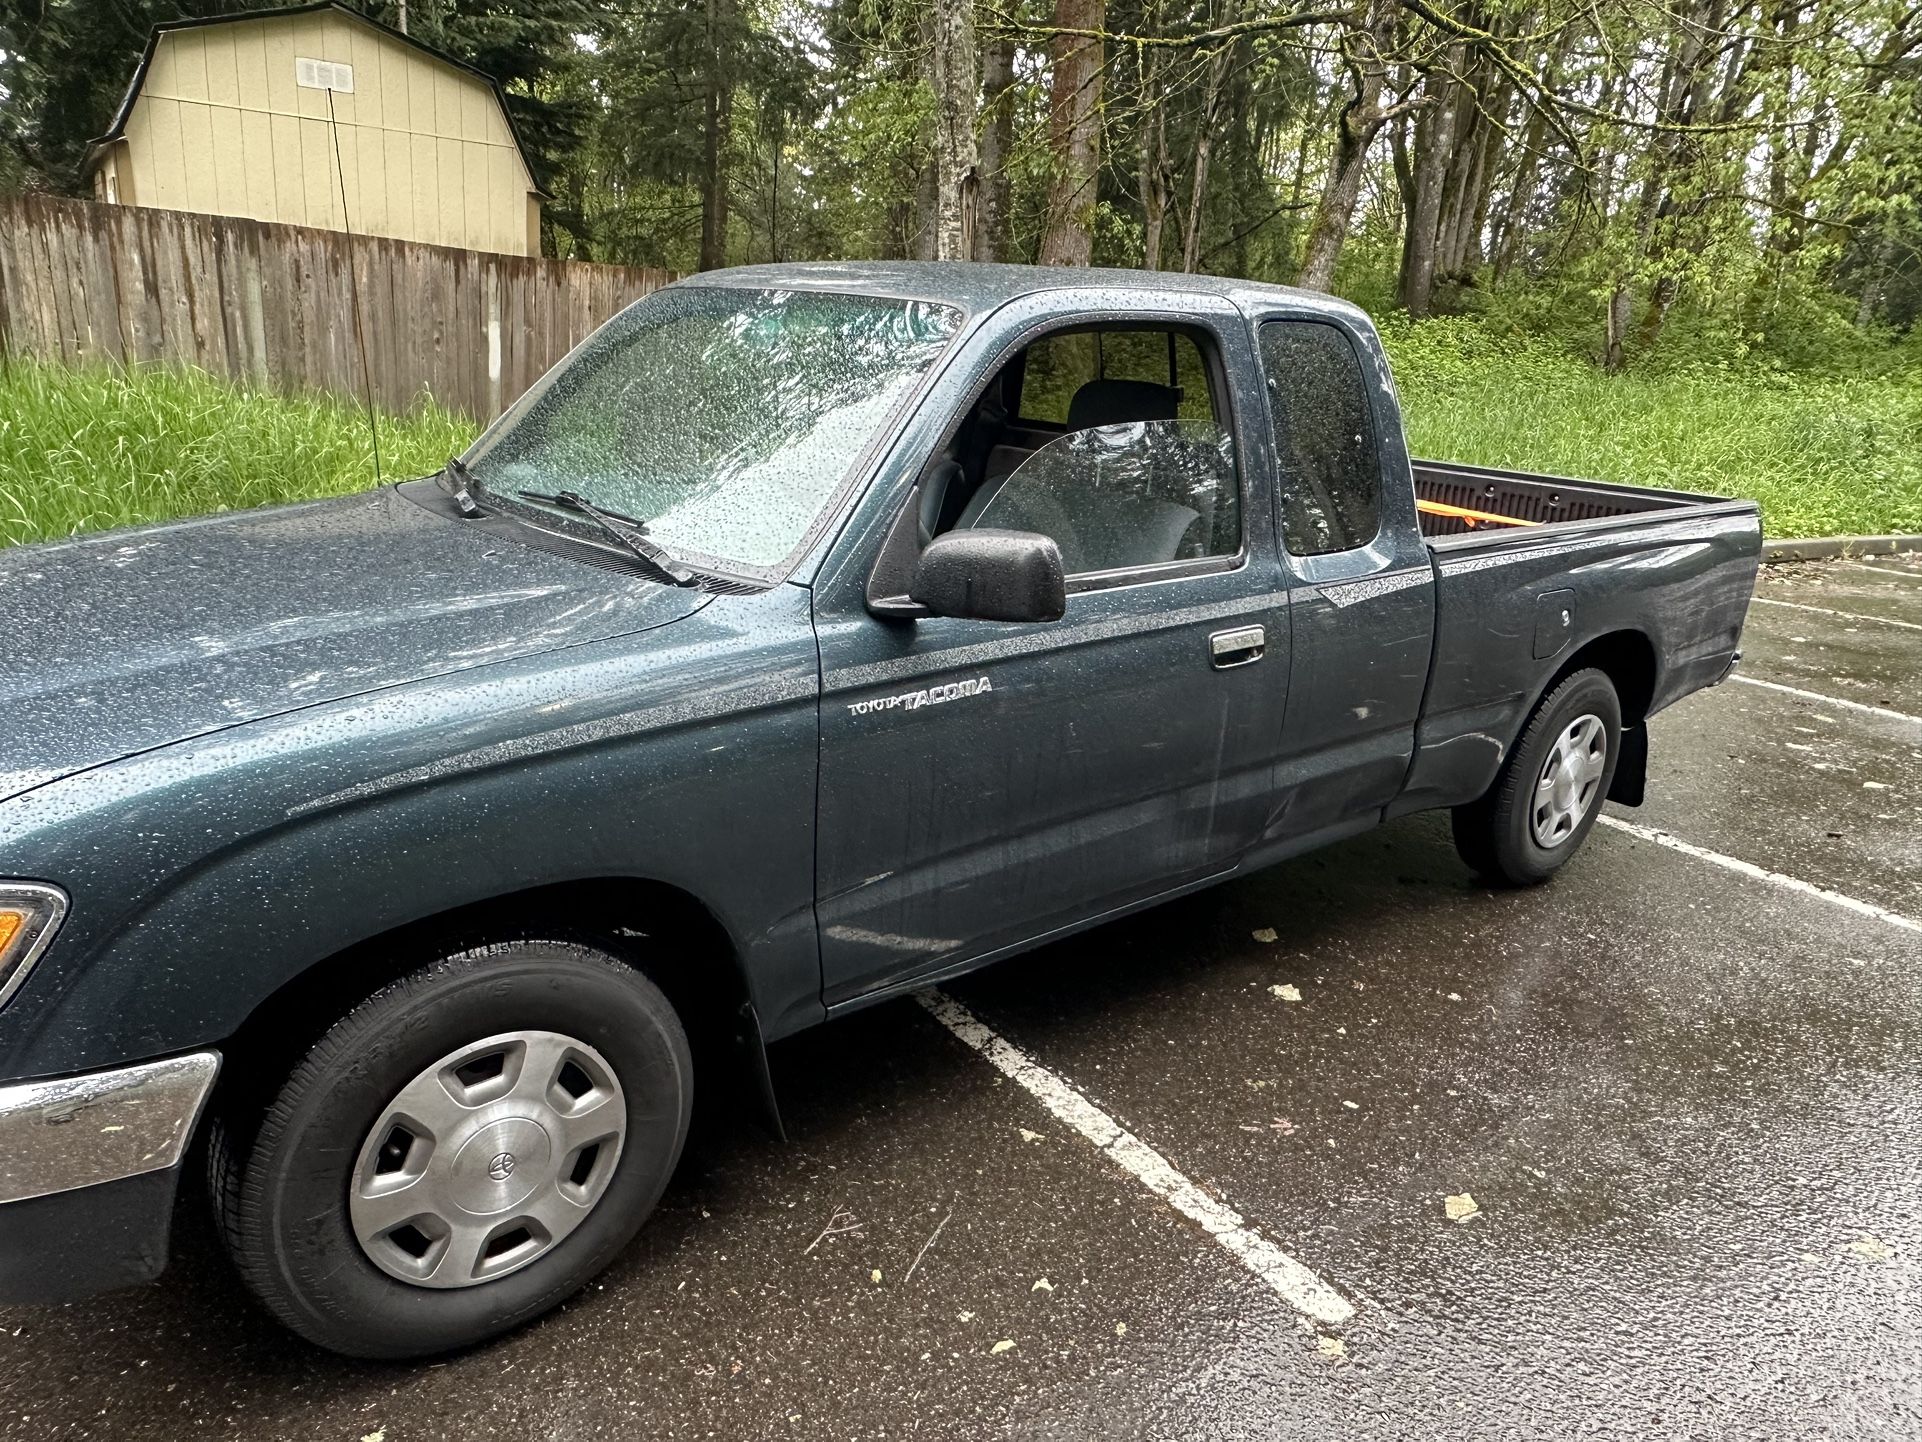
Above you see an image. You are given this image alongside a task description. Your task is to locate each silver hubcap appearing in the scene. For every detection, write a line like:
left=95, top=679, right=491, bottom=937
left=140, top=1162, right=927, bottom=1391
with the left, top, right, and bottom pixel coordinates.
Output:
left=349, top=1030, right=625, bottom=1289
left=1531, top=713, right=1607, bottom=849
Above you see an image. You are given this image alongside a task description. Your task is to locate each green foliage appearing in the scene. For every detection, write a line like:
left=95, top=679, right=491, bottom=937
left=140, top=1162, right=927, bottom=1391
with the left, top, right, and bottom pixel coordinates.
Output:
left=801, top=68, right=935, bottom=261
left=5, top=0, right=1922, bottom=544
left=1337, top=231, right=1917, bottom=380
left=3, top=342, right=1915, bottom=556
left=1382, top=317, right=1922, bottom=538
left=0, top=360, right=476, bottom=549
left=0, top=0, right=182, bottom=192
left=5, top=0, right=1918, bottom=368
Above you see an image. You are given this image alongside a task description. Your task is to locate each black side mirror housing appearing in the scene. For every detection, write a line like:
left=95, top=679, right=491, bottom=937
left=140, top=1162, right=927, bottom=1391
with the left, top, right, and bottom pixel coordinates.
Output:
left=908, top=529, right=1067, bottom=624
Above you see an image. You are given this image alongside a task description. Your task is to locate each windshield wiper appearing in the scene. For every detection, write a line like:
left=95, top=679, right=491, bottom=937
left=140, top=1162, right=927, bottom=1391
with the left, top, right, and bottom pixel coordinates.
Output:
left=515, top=489, right=701, bottom=587
left=444, top=456, right=483, bottom=517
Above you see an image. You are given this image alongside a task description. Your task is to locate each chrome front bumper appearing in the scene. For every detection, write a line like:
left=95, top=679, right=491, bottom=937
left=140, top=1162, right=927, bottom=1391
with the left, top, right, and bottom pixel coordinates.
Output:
left=0, top=1051, right=220, bottom=1205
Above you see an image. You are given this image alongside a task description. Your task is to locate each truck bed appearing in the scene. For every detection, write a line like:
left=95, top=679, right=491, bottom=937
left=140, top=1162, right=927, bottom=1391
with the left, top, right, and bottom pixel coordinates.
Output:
left=1412, top=459, right=1733, bottom=541
left=1392, top=453, right=1762, bottom=820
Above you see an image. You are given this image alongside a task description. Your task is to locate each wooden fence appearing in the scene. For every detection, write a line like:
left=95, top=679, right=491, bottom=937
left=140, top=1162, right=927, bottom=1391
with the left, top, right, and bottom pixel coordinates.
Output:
left=0, top=193, right=676, bottom=420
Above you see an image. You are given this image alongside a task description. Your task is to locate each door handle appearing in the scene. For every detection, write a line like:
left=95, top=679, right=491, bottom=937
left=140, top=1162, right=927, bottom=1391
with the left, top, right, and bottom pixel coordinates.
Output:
left=1210, top=625, right=1265, bottom=669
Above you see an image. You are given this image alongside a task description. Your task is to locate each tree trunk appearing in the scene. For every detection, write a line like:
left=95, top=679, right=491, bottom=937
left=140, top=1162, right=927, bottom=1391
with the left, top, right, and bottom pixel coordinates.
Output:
left=1636, top=271, right=1678, bottom=351
left=1297, top=103, right=1376, bottom=291
left=927, top=0, right=979, bottom=261
left=1603, top=281, right=1631, bottom=374
left=1390, top=101, right=1415, bottom=219
left=887, top=195, right=915, bottom=259
left=768, top=116, right=781, bottom=263
left=1397, top=52, right=1463, bottom=317
left=976, top=29, right=1017, bottom=261
left=1616, top=0, right=1717, bottom=364
left=911, top=162, right=938, bottom=260
left=1140, top=104, right=1167, bottom=270
left=1443, top=64, right=1508, bottom=279
left=1856, top=218, right=1898, bottom=328
left=1179, top=28, right=1236, bottom=273
left=1491, top=27, right=1569, bottom=281
left=1136, top=14, right=1168, bottom=270
left=1037, top=0, right=1104, bottom=268
left=1460, top=112, right=1504, bottom=273
left=698, top=0, right=733, bottom=271
left=1434, top=67, right=1484, bottom=278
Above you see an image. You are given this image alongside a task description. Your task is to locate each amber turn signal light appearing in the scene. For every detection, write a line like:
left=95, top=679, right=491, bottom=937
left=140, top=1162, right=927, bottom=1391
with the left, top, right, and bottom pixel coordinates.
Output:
left=0, top=883, right=69, bottom=1012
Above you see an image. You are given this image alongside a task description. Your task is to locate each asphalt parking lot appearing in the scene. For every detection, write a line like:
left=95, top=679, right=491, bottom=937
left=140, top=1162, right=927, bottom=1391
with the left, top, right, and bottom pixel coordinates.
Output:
left=4, top=555, right=1919, bottom=1441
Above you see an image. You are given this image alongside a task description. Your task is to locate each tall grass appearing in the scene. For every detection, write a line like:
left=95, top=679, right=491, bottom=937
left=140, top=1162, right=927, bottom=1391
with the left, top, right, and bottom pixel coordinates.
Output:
left=0, top=359, right=476, bottom=549
left=2, top=337, right=1918, bottom=551
left=1382, top=317, right=1922, bottom=538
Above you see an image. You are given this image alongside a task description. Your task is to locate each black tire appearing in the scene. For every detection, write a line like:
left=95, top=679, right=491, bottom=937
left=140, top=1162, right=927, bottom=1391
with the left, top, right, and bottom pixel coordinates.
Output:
left=208, top=940, right=692, bottom=1359
left=1451, top=667, right=1622, bottom=887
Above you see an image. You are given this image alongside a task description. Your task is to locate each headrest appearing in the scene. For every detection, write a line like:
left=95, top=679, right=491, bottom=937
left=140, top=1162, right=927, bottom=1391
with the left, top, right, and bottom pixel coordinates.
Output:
left=1066, top=378, right=1180, bottom=432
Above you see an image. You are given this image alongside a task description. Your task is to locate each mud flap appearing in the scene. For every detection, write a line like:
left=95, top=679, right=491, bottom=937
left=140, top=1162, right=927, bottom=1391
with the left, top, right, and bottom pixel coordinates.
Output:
left=1608, top=723, right=1647, bottom=806
left=735, top=1001, right=786, bottom=1142
left=0, top=1164, right=180, bottom=1305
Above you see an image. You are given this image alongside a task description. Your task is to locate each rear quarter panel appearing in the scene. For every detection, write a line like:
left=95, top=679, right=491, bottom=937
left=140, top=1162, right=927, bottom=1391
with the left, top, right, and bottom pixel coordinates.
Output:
left=1394, top=502, right=1761, bottom=815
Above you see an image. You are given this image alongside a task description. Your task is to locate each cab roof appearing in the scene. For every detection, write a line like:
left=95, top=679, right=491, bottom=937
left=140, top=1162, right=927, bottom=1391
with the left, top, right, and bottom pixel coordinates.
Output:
left=684, top=261, right=1369, bottom=327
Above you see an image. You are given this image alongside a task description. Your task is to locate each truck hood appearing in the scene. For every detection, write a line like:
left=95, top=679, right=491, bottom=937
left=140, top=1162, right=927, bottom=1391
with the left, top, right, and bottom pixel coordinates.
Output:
left=0, top=487, right=709, bottom=802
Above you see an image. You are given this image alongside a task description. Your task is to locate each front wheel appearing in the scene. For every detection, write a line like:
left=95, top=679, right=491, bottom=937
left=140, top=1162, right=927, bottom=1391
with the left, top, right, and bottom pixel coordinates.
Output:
left=209, top=940, right=692, bottom=1359
left=1451, top=667, right=1622, bottom=887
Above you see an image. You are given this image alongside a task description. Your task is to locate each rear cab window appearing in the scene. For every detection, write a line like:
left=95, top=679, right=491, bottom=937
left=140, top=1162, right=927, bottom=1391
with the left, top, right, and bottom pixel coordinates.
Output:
left=1257, top=320, right=1382, bottom=557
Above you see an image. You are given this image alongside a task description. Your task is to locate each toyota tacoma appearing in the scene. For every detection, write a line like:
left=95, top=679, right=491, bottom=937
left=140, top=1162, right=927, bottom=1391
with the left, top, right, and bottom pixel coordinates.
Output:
left=0, top=263, right=1760, bottom=1357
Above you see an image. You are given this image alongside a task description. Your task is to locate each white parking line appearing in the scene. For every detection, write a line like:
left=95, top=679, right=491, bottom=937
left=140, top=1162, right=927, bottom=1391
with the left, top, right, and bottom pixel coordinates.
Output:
left=1729, top=674, right=1922, bottom=727
left=1847, top=560, right=1922, bottom=583
left=1751, top=596, right=1922, bottom=631
left=1597, top=816, right=1922, bottom=935
left=917, top=988, right=1355, bottom=1329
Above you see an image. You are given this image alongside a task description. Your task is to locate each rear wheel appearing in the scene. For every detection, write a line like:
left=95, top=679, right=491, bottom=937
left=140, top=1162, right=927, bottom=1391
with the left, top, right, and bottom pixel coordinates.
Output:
left=209, top=940, right=692, bottom=1359
left=1452, top=668, right=1622, bottom=887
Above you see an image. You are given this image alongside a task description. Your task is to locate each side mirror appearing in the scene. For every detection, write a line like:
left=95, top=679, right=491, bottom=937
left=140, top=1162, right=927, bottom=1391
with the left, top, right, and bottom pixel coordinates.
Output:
left=909, top=529, right=1067, bottom=624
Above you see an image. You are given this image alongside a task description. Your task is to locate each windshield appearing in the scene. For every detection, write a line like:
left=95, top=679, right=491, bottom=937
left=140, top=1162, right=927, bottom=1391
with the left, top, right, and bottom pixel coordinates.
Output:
left=464, top=286, right=962, bottom=571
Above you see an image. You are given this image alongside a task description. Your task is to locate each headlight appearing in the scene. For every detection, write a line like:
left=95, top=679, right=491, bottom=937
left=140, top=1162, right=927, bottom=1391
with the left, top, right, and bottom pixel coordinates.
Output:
left=0, top=883, right=68, bottom=1011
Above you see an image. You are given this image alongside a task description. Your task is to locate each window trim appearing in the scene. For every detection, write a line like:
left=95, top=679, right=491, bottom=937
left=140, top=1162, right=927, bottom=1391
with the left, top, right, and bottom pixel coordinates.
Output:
left=1065, top=548, right=1246, bottom=594
left=883, top=312, right=1250, bottom=602
left=1257, top=316, right=1385, bottom=561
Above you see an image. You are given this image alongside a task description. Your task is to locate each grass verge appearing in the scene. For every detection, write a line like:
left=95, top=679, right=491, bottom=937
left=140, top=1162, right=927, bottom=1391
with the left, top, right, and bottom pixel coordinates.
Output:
left=1382, top=317, right=1922, bottom=538
left=0, top=359, right=476, bottom=550
left=2, top=341, right=1918, bottom=549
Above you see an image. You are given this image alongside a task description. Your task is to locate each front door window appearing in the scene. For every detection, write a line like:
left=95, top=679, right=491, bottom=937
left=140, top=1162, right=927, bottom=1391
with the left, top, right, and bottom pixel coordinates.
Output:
left=963, top=420, right=1239, bottom=576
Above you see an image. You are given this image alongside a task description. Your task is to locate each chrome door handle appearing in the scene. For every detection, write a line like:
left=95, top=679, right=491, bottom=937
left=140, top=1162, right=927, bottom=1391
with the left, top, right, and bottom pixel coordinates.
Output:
left=1210, top=625, right=1265, bottom=669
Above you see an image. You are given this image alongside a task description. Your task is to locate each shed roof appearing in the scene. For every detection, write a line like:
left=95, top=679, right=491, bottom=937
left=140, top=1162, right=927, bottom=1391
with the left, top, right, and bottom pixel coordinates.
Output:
left=85, top=0, right=549, bottom=199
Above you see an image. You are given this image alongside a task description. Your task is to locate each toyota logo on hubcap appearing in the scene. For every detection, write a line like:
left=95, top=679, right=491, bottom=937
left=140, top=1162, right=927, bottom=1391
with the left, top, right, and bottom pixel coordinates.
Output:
left=487, top=1151, right=518, bottom=1181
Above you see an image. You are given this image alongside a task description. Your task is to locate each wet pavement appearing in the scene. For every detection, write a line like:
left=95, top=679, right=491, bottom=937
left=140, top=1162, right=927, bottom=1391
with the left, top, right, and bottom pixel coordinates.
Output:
left=4, top=556, right=1920, bottom=1440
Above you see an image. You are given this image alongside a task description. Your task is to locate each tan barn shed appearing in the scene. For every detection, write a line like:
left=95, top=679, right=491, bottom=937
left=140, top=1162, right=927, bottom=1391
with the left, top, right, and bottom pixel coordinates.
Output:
left=84, top=2, right=547, bottom=257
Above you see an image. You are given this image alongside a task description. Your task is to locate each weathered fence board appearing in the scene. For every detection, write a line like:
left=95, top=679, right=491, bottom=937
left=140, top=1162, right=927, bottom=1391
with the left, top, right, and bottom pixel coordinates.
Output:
left=0, top=194, right=675, bottom=420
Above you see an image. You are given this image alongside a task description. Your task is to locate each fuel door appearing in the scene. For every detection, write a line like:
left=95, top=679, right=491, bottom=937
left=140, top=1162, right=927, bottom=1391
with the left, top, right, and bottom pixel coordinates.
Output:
left=1534, top=588, right=1576, bottom=660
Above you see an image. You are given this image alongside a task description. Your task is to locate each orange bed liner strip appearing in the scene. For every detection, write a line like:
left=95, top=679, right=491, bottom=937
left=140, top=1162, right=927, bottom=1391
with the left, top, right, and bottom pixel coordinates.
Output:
left=1416, top=498, right=1541, bottom=529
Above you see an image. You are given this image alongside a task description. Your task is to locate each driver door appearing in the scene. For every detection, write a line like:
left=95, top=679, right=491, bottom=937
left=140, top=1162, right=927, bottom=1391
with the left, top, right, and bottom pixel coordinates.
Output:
left=808, top=309, right=1291, bottom=1008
